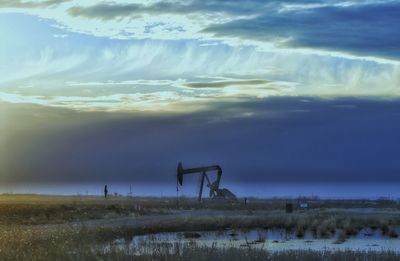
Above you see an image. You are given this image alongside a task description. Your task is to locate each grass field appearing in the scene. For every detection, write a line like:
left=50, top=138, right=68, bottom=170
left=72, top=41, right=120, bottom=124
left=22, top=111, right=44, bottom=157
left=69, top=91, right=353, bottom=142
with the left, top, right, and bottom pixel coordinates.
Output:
left=0, top=194, right=399, bottom=260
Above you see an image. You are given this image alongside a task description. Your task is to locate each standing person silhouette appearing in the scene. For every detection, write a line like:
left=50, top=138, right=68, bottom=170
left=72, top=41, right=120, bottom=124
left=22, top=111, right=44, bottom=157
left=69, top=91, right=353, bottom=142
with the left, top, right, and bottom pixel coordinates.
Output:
left=104, top=185, right=108, bottom=198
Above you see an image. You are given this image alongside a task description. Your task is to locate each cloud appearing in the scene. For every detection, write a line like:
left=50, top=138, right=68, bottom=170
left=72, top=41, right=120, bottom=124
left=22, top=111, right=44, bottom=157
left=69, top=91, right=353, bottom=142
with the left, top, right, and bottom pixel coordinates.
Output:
left=185, top=79, right=271, bottom=88
left=0, top=0, right=70, bottom=8
left=68, top=3, right=143, bottom=20
left=2, top=97, right=400, bottom=184
left=1, top=32, right=399, bottom=111
left=65, top=0, right=351, bottom=20
left=66, top=0, right=270, bottom=20
left=53, top=33, right=68, bottom=38
left=204, top=1, right=400, bottom=59
left=1, top=3, right=400, bottom=112
left=3, top=0, right=399, bottom=61
left=0, top=91, right=197, bottom=112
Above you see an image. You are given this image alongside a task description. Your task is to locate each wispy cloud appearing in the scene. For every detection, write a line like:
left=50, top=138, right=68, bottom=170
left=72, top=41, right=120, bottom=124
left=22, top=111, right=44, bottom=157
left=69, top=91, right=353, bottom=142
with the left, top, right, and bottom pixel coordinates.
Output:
left=1, top=32, right=399, bottom=111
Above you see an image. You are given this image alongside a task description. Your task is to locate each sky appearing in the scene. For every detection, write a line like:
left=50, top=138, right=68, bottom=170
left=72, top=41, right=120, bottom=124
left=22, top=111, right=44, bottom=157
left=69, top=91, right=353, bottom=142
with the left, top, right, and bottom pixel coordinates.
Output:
left=1, top=0, right=400, bottom=188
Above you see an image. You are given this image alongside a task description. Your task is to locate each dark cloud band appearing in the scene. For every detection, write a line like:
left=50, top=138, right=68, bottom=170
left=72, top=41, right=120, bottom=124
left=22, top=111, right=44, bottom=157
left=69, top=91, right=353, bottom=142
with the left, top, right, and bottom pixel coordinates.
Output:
left=185, top=79, right=271, bottom=88
left=2, top=97, right=400, bottom=184
left=204, top=2, right=400, bottom=59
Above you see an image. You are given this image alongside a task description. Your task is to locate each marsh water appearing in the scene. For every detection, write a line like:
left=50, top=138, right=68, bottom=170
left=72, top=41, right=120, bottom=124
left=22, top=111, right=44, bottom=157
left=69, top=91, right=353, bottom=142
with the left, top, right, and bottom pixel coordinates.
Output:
left=120, top=228, right=400, bottom=253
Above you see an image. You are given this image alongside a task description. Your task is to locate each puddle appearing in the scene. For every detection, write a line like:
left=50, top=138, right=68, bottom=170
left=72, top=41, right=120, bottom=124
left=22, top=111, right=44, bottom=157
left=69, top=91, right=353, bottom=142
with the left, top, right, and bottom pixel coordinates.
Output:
left=120, top=228, right=400, bottom=253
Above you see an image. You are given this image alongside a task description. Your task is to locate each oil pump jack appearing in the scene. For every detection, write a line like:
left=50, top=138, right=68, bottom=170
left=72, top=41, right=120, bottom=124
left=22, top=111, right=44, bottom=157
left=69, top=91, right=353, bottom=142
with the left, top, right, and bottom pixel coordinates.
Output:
left=177, top=162, right=237, bottom=202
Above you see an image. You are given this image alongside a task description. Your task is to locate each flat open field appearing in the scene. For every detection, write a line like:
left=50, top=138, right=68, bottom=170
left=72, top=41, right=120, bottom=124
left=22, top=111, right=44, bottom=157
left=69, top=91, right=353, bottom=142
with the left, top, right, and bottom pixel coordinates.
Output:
left=1, top=194, right=400, bottom=260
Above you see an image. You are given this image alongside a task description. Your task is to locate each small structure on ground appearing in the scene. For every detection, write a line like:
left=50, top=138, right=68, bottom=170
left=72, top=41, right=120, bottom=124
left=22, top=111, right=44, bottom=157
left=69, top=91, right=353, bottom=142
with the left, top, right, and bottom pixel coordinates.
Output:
left=286, top=202, right=293, bottom=213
